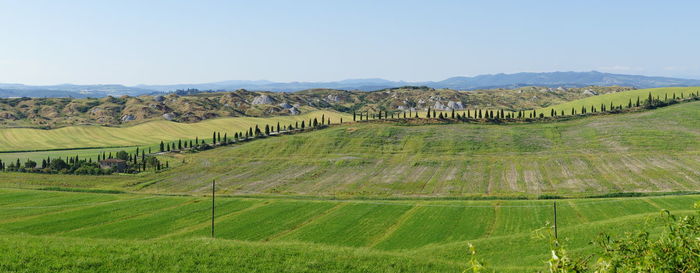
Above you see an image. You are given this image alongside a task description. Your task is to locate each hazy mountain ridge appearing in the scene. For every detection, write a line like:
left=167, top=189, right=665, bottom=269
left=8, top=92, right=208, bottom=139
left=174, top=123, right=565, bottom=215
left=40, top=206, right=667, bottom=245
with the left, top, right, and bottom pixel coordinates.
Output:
left=1, top=71, right=698, bottom=98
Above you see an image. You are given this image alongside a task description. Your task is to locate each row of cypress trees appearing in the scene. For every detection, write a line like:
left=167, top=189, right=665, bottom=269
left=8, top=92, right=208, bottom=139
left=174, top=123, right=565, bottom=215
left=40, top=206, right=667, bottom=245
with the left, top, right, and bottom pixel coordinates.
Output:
left=351, top=91, right=699, bottom=122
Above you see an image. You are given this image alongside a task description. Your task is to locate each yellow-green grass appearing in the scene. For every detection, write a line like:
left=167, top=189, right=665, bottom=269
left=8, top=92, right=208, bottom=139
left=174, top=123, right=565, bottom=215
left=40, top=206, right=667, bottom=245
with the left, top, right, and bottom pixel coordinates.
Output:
left=0, top=188, right=697, bottom=272
left=2, top=100, right=699, bottom=197
left=0, top=145, right=161, bottom=163
left=534, top=86, right=700, bottom=117
left=0, top=110, right=350, bottom=152
left=127, top=100, right=700, bottom=197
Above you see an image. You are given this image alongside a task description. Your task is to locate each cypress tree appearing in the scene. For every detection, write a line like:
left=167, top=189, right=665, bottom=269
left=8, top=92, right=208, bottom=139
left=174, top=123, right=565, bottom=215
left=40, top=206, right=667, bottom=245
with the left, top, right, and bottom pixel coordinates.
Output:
left=277, top=122, right=280, bottom=132
left=265, top=124, right=270, bottom=135
left=223, top=133, right=228, bottom=143
left=353, top=111, right=356, bottom=121
left=213, top=132, right=217, bottom=144
left=160, top=141, right=165, bottom=152
left=217, top=132, right=221, bottom=143
left=178, top=140, right=182, bottom=150
left=321, top=114, right=325, bottom=124
left=313, top=118, right=318, bottom=127
left=426, top=107, right=431, bottom=118
left=301, top=121, right=305, bottom=129
left=636, top=96, right=640, bottom=107
left=451, top=109, right=455, bottom=119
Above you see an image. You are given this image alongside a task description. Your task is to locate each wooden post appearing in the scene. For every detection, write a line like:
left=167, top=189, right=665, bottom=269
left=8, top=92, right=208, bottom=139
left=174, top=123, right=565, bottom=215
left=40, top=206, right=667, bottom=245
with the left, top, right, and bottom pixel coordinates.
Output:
left=211, top=180, right=215, bottom=238
left=553, top=201, right=558, bottom=240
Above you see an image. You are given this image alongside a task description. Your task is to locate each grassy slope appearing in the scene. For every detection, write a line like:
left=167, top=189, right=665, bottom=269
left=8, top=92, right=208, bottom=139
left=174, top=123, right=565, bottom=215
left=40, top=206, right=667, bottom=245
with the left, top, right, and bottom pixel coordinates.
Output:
left=134, top=100, right=700, bottom=197
left=0, top=110, right=350, bottom=152
left=0, top=188, right=697, bottom=272
left=535, top=87, right=699, bottom=116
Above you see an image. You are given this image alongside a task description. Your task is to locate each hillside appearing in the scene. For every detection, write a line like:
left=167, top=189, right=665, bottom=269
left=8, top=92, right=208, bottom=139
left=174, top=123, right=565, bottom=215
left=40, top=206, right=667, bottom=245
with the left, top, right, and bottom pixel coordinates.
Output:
left=0, top=110, right=349, bottom=152
left=138, top=101, right=699, bottom=197
left=0, top=188, right=697, bottom=272
left=0, top=86, right=631, bottom=128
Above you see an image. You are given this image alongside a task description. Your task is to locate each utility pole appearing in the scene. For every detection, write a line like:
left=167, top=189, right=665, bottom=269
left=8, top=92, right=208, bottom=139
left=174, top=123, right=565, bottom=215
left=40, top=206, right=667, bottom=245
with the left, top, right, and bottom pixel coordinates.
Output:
left=211, top=180, right=215, bottom=238
left=553, top=201, right=558, bottom=240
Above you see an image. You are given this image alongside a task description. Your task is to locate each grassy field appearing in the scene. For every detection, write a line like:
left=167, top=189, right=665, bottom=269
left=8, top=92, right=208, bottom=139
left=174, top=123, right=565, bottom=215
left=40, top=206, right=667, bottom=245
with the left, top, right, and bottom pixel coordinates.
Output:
left=1, top=89, right=700, bottom=271
left=0, top=188, right=697, bottom=272
left=128, top=100, right=700, bottom=197
left=0, top=110, right=350, bottom=152
left=535, top=87, right=699, bottom=117
left=2, top=100, right=699, bottom=197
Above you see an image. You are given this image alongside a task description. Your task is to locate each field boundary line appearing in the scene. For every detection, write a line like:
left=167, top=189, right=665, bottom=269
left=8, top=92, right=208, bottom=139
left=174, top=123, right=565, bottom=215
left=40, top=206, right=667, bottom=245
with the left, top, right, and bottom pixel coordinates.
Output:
left=482, top=202, right=500, bottom=238
left=155, top=200, right=272, bottom=240
left=0, top=196, right=157, bottom=210
left=565, top=200, right=589, bottom=223
left=264, top=202, right=348, bottom=241
left=367, top=203, right=421, bottom=248
left=0, top=196, right=159, bottom=225
left=640, top=198, right=664, bottom=210
left=54, top=199, right=196, bottom=237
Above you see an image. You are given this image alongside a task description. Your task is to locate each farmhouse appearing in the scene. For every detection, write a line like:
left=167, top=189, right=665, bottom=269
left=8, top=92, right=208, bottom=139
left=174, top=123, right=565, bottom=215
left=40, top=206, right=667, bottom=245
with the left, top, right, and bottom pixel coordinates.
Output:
left=99, top=159, right=127, bottom=172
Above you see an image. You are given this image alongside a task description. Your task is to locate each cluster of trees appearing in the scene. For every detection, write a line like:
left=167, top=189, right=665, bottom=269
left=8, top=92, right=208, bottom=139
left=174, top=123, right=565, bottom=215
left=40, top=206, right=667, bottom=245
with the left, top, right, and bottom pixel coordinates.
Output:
left=0, top=148, right=168, bottom=175
left=0, top=156, right=111, bottom=175
left=352, top=91, right=700, bottom=123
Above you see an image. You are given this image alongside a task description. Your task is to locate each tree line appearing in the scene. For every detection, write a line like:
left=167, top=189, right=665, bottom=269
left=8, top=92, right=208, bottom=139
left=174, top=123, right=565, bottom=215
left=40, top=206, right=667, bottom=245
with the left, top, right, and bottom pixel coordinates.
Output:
left=0, top=147, right=168, bottom=175
left=351, top=91, right=700, bottom=123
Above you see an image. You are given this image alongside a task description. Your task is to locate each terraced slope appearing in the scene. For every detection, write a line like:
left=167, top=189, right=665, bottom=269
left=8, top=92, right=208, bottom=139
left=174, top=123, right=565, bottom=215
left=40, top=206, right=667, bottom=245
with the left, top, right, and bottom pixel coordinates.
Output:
left=0, top=189, right=697, bottom=272
left=0, top=110, right=349, bottom=152
left=139, top=100, right=700, bottom=196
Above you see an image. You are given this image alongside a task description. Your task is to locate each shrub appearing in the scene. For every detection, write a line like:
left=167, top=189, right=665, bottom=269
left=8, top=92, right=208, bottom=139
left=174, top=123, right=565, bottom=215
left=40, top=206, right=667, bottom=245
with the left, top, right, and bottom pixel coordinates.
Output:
left=467, top=202, right=700, bottom=272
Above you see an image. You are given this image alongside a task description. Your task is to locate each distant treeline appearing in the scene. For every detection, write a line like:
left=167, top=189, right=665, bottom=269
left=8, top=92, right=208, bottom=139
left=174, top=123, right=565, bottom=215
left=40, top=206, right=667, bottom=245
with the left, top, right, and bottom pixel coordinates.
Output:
left=352, top=91, right=699, bottom=123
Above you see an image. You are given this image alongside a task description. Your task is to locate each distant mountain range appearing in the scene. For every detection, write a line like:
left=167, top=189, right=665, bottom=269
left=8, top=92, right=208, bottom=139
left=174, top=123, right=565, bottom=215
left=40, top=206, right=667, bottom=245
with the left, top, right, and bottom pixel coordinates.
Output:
left=2, top=71, right=699, bottom=98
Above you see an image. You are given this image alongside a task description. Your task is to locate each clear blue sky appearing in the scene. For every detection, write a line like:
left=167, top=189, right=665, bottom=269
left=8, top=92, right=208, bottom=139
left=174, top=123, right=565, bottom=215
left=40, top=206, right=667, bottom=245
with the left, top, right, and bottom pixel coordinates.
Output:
left=1, top=0, right=698, bottom=85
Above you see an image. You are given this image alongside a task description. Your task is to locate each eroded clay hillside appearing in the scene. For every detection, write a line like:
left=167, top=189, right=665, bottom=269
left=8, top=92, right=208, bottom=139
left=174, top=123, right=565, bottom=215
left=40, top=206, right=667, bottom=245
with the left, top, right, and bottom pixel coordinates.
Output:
left=0, top=86, right=632, bottom=128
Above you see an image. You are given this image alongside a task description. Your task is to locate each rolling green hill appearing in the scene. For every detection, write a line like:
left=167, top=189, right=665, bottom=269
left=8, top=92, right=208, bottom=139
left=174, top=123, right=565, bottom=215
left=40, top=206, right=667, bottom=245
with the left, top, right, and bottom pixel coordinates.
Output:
left=534, top=86, right=699, bottom=117
left=0, top=188, right=697, bottom=272
left=137, top=100, right=700, bottom=197
left=0, top=110, right=349, bottom=152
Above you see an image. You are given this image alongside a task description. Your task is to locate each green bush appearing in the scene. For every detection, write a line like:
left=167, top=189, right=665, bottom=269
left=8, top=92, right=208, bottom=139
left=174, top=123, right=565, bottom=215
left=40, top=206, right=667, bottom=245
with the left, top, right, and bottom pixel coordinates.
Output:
left=467, top=202, right=700, bottom=272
